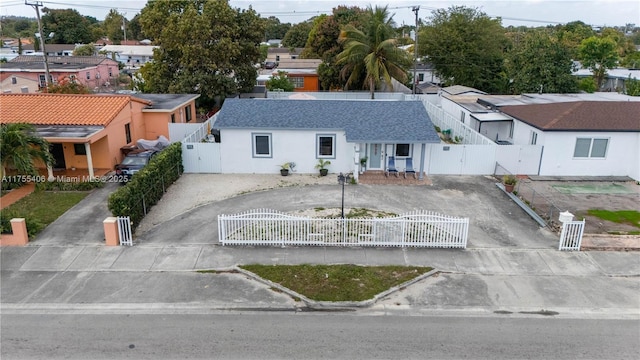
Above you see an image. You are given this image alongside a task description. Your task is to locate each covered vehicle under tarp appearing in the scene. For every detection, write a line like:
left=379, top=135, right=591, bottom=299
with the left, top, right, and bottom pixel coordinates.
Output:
left=137, top=135, right=170, bottom=151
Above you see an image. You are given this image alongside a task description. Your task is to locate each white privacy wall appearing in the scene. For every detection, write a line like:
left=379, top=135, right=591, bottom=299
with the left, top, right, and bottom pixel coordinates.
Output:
left=539, top=131, right=640, bottom=180
left=219, top=129, right=355, bottom=174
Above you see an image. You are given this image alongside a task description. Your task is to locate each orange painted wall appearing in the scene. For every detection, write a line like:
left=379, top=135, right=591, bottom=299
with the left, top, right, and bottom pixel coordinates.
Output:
left=293, top=74, right=319, bottom=92
left=143, top=112, right=173, bottom=139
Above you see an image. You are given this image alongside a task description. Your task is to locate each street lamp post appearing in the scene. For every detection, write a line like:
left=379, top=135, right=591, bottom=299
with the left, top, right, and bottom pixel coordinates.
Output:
left=337, top=173, right=351, bottom=219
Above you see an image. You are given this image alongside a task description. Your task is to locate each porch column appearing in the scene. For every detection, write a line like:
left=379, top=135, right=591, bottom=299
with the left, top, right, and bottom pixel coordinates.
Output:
left=84, top=142, right=95, bottom=179
left=419, top=143, right=426, bottom=180
left=47, top=165, right=54, bottom=181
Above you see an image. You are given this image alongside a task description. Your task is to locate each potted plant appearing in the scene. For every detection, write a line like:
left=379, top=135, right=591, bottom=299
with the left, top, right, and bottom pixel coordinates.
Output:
left=503, top=174, right=517, bottom=193
left=280, top=162, right=291, bottom=176
left=315, top=159, right=331, bottom=176
left=359, top=157, right=367, bottom=173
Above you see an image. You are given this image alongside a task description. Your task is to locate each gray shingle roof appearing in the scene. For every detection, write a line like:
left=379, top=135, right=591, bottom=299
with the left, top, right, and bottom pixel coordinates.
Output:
left=215, top=98, right=440, bottom=143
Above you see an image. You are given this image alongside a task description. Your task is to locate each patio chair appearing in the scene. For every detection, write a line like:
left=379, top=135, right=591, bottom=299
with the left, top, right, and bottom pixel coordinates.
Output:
left=404, top=157, right=417, bottom=179
left=385, top=156, right=398, bottom=177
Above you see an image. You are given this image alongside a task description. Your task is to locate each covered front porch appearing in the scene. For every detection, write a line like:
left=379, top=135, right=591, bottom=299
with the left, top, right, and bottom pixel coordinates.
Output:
left=358, top=170, right=432, bottom=185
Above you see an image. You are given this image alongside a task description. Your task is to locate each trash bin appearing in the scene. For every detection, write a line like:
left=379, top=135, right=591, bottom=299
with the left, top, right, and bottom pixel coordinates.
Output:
left=442, top=129, right=451, bottom=140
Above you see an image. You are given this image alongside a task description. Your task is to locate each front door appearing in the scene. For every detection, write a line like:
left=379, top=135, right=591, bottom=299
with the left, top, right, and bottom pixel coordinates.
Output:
left=368, top=143, right=383, bottom=170
left=50, top=143, right=66, bottom=169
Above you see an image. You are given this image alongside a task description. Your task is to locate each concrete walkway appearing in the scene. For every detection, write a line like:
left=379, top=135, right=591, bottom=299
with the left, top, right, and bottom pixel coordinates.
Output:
left=0, top=183, right=35, bottom=209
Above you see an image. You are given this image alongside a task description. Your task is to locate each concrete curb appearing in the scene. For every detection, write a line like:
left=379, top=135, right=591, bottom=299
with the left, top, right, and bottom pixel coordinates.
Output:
left=235, top=266, right=440, bottom=310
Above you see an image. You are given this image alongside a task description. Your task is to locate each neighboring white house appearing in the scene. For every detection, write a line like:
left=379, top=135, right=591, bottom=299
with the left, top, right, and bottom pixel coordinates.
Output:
left=499, top=101, right=640, bottom=180
left=98, top=45, right=158, bottom=69
left=212, top=98, right=441, bottom=177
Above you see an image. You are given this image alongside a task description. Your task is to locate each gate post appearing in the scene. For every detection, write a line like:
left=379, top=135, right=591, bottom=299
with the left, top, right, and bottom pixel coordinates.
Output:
left=103, top=217, right=119, bottom=246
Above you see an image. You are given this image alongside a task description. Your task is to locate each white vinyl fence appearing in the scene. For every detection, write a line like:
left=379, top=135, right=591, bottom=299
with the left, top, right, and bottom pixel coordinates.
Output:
left=218, top=209, right=469, bottom=248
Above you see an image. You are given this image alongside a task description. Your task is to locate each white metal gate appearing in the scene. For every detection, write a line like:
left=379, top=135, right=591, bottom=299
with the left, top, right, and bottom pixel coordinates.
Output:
left=558, top=220, right=585, bottom=251
left=117, top=216, right=133, bottom=246
left=218, top=209, right=469, bottom=248
left=182, top=142, right=221, bottom=173
left=428, top=144, right=496, bottom=175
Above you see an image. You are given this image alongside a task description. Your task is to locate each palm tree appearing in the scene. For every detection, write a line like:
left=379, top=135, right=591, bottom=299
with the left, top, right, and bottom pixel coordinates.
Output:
left=336, top=5, right=411, bottom=99
left=0, top=123, right=54, bottom=177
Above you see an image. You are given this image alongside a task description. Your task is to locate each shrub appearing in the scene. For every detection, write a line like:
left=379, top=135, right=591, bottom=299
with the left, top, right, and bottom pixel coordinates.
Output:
left=36, top=180, right=104, bottom=191
left=108, top=142, right=182, bottom=229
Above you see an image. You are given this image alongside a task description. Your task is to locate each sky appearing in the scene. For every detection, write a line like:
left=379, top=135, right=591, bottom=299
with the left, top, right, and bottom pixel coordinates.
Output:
left=1, top=0, right=638, bottom=28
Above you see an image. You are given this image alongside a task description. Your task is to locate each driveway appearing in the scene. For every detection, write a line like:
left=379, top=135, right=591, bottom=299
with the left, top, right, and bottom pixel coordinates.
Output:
left=138, top=176, right=558, bottom=249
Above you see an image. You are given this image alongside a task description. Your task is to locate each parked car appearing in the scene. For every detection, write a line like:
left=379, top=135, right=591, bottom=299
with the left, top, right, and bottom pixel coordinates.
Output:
left=114, top=150, right=157, bottom=182
left=264, top=61, right=277, bottom=69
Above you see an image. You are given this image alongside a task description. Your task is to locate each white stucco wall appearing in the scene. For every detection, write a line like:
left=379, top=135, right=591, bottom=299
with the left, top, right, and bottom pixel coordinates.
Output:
left=538, top=131, right=640, bottom=180
left=219, top=129, right=356, bottom=174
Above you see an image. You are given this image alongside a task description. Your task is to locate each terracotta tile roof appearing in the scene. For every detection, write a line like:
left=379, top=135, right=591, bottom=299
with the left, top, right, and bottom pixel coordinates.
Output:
left=500, top=101, right=640, bottom=131
left=0, top=94, right=151, bottom=126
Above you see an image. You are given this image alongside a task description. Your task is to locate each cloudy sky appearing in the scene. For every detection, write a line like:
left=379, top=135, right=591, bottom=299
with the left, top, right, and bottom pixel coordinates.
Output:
left=1, top=0, right=638, bottom=28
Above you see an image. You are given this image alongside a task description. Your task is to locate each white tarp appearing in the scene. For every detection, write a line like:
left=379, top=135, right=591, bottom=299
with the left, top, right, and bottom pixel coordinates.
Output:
left=137, top=135, right=170, bottom=151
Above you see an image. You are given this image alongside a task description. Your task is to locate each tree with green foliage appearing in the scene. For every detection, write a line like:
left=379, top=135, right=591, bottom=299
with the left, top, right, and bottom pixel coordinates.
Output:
left=127, top=14, right=144, bottom=41
left=282, top=20, right=313, bottom=48
left=138, top=0, right=264, bottom=103
left=505, top=30, right=577, bottom=94
left=625, top=76, right=640, bottom=96
left=578, top=77, right=597, bottom=93
left=0, top=123, right=53, bottom=177
left=73, top=43, right=95, bottom=56
left=554, top=21, right=596, bottom=59
left=103, top=9, right=126, bottom=44
left=336, top=6, right=411, bottom=99
left=266, top=71, right=295, bottom=91
left=41, top=8, right=94, bottom=44
left=418, top=6, right=508, bottom=93
left=264, top=16, right=291, bottom=41
left=621, top=51, right=640, bottom=69
left=579, top=36, right=618, bottom=89
left=302, top=6, right=368, bottom=90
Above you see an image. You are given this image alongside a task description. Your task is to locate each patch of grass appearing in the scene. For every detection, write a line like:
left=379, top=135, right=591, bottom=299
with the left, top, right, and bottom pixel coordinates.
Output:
left=346, top=208, right=397, bottom=219
left=240, top=264, right=432, bottom=302
left=587, top=209, right=640, bottom=229
left=1, top=190, right=87, bottom=237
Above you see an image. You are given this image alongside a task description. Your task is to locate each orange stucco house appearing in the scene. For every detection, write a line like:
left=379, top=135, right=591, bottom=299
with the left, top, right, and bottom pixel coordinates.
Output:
left=0, top=93, right=199, bottom=178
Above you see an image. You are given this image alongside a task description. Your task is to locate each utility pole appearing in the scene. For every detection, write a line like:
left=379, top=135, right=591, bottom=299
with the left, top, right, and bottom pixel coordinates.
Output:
left=122, top=13, right=127, bottom=43
left=26, top=0, right=51, bottom=88
left=412, top=6, right=419, bottom=95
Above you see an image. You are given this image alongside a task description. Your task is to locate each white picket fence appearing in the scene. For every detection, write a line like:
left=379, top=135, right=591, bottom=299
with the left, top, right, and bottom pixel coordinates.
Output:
left=218, top=209, right=469, bottom=248
left=558, top=220, right=585, bottom=251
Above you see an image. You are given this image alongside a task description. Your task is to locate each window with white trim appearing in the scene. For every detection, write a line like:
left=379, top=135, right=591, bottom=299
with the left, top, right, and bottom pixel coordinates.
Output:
left=530, top=131, right=538, bottom=145
left=290, top=77, right=304, bottom=88
left=395, top=144, right=411, bottom=157
left=86, top=72, right=90, bottom=80
left=573, top=137, right=608, bottom=158
left=11, top=77, right=17, bottom=84
left=252, top=133, right=272, bottom=158
left=460, top=111, right=466, bottom=123
left=316, top=134, right=336, bottom=158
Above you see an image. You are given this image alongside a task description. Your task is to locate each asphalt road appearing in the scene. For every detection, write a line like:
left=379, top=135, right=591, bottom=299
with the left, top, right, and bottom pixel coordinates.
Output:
left=2, top=313, right=639, bottom=360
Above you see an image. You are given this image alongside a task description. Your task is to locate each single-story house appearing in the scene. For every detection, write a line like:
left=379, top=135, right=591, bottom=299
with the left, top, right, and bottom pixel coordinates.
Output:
left=97, top=45, right=158, bottom=70
left=0, top=93, right=199, bottom=177
left=20, top=44, right=76, bottom=56
left=573, top=67, right=640, bottom=93
left=1, top=55, right=120, bottom=90
left=266, top=47, right=304, bottom=62
left=500, top=101, right=640, bottom=180
left=213, top=98, right=441, bottom=177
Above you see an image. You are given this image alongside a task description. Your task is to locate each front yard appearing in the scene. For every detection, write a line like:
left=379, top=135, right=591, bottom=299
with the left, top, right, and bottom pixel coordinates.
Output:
left=1, top=190, right=88, bottom=238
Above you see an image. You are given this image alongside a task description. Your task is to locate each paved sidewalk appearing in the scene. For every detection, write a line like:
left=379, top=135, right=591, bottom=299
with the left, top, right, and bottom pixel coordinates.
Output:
left=2, top=245, right=639, bottom=317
